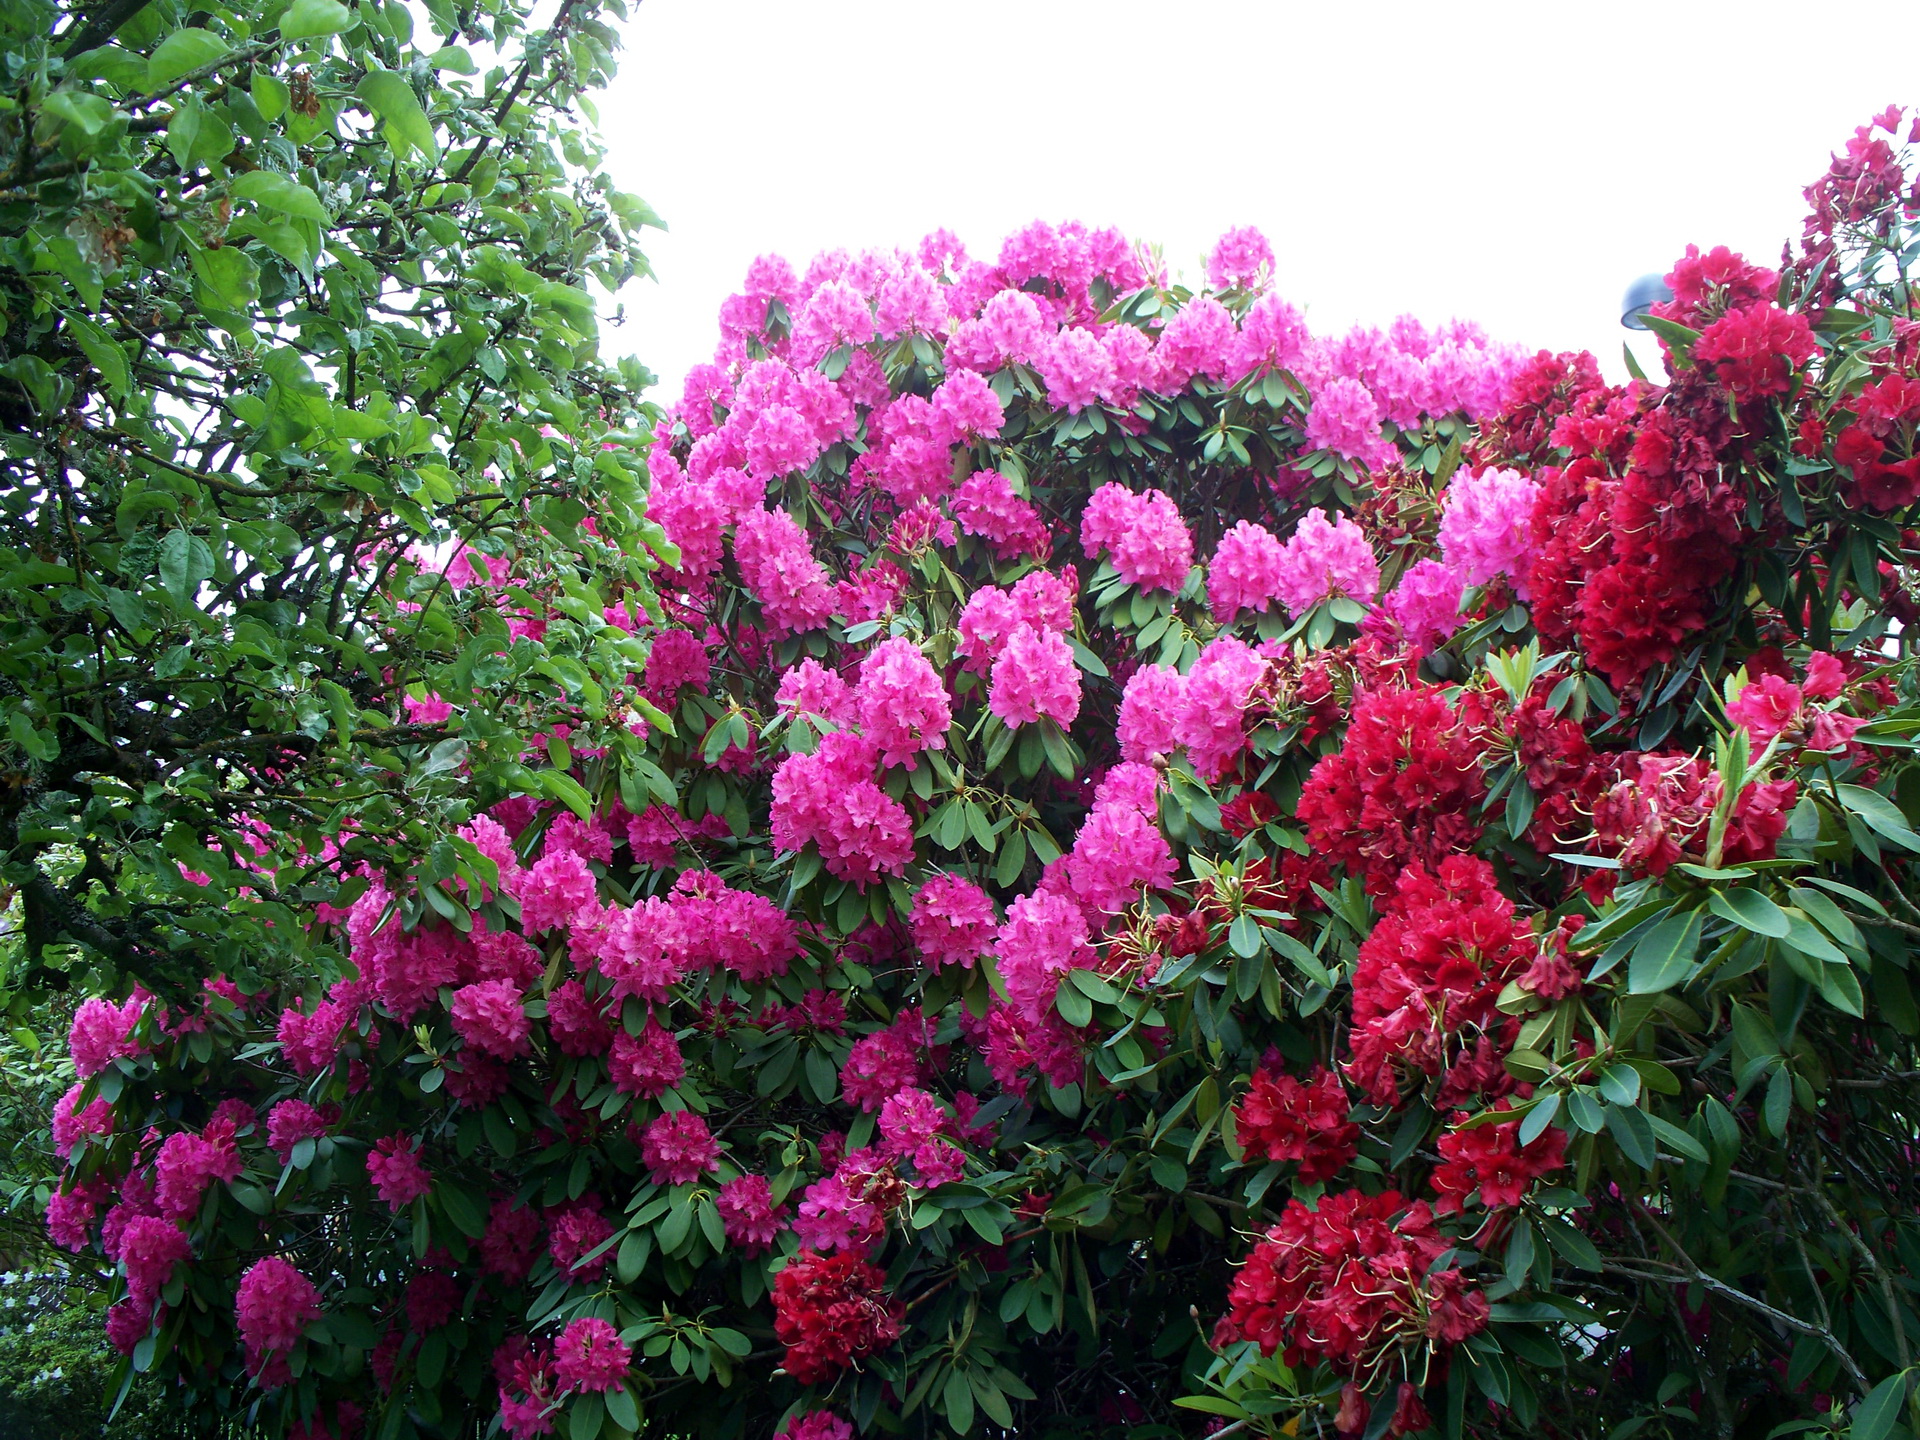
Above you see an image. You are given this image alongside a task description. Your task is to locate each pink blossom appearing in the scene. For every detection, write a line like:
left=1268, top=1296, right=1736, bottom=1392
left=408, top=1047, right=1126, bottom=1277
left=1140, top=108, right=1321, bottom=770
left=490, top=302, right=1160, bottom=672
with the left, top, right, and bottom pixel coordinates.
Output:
left=1378, top=557, right=1467, bottom=653
left=1080, top=485, right=1193, bottom=593
left=1177, top=638, right=1271, bottom=782
left=1010, top=567, right=1076, bottom=633
left=996, top=891, right=1097, bottom=1024
left=1095, top=761, right=1162, bottom=816
left=277, top=999, right=347, bottom=1075
left=1208, top=226, right=1275, bottom=290
left=854, top=637, right=953, bottom=770
left=931, top=368, right=1005, bottom=439
left=911, top=874, right=998, bottom=970
left=1303, top=374, right=1388, bottom=463
left=790, top=279, right=875, bottom=364
left=1437, top=466, right=1541, bottom=596
left=1117, top=664, right=1187, bottom=763
left=777, top=1412, right=854, bottom=1440
left=956, top=586, right=1024, bottom=672
left=553, top=1318, right=631, bottom=1394
left=1727, top=674, right=1804, bottom=744
left=1154, top=296, right=1237, bottom=389
left=1208, top=520, right=1288, bottom=621
left=267, top=1100, right=329, bottom=1165
left=952, top=470, right=1048, bottom=558
left=640, top=1111, right=721, bottom=1186
left=1232, top=293, right=1312, bottom=378
left=1065, top=802, right=1176, bottom=914
left=153, top=1122, right=242, bottom=1219
left=119, top=1215, right=191, bottom=1308
left=876, top=265, right=949, bottom=339
left=775, top=658, right=856, bottom=725
left=609, top=1023, right=685, bottom=1098
left=366, top=1133, right=432, bottom=1212
left=734, top=507, right=837, bottom=636
left=51, top=1083, right=113, bottom=1159
left=1273, top=509, right=1380, bottom=615
left=451, top=979, right=530, bottom=1060
left=236, top=1255, right=322, bottom=1386
left=717, top=1174, right=788, bottom=1253
left=1040, top=327, right=1117, bottom=412
left=513, top=849, right=598, bottom=934
left=481, top=1196, right=543, bottom=1281
left=68, top=995, right=142, bottom=1078
left=546, top=1199, right=614, bottom=1279
left=842, top=1011, right=929, bottom=1111
left=772, top=732, right=914, bottom=883
left=989, top=625, right=1082, bottom=728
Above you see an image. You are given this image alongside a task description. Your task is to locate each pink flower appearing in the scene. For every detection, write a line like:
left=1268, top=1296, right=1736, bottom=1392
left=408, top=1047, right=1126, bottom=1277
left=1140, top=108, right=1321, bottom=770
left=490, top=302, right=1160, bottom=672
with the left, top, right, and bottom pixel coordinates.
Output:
left=775, top=658, right=856, bottom=725
left=777, top=1412, right=854, bottom=1440
left=514, top=849, right=598, bottom=934
left=68, top=996, right=141, bottom=1078
left=1177, top=638, right=1271, bottom=782
left=1232, top=293, right=1312, bottom=378
left=951, top=470, right=1048, bottom=559
left=956, top=586, right=1024, bottom=672
left=911, top=874, right=998, bottom=970
left=1065, top=802, right=1175, bottom=914
left=482, top=1195, right=543, bottom=1281
left=1040, top=327, right=1117, bottom=412
left=367, top=1133, right=433, bottom=1212
left=931, top=368, right=1004, bottom=439
left=841, top=1011, right=930, bottom=1111
left=236, top=1256, right=322, bottom=1387
left=640, top=1111, right=720, bottom=1186
left=716, top=1174, right=788, bottom=1253
left=153, top=1122, right=242, bottom=1219
left=989, top=625, right=1082, bottom=729
left=1118, top=664, right=1187, bottom=764
left=734, top=507, right=837, bottom=636
left=278, top=999, right=347, bottom=1075
left=854, top=637, right=952, bottom=770
left=771, top=733, right=915, bottom=884
left=51, top=1084, right=113, bottom=1158
left=609, top=1023, right=685, bottom=1098
left=553, top=1317, right=631, bottom=1394
left=451, top=980, right=530, bottom=1060
left=547, top=1199, right=614, bottom=1279
left=1154, top=296, right=1237, bottom=389
left=1208, top=520, right=1288, bottom=621
left=1727, top=674, right=1804, bottom=743
left=878, top=1087, right=947, bottom=1156
left=1207, top=226, right=1275, bottom=290
left=119, top=1215, right=190, bottom=1308
left=1304, top=374, right=1387, bottom=463
left=1379, top=557, right=1467, bottom=653
left=996, top=891, right=1097, bottom=1024
left=1010, top=567, right=1077, bottom=633
left=1437, top=466, right=1541, bottom=596
left=546, top=979, right=614, bottom=1056
left=1273, top=509, right=1379, bottom=615
left=1080, top=485, right=1193, bottom=594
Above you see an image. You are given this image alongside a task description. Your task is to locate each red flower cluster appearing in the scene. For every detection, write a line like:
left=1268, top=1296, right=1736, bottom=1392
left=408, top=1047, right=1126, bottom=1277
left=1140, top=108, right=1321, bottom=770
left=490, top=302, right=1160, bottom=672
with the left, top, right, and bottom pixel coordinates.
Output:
left=1345, top=855, right=1536, bottom=1108
left=1216, top=1188, right=1488, bottom=1378
left=1431, top=1113, right=1569, bottom=1213
left=772, top=1249, right=903, bottom=1384
left=1233, top=1065, right=1358, bottom=1184
left=1693, top=303, right=1818, bottom=402
left=1296, top=684, right=1486, bottom=896
left=1591, top=753, right=1796, bottom=878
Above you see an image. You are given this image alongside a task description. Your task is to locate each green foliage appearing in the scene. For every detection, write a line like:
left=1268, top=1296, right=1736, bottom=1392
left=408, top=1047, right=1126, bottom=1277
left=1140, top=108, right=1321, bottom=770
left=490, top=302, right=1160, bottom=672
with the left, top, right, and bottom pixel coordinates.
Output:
left=0, top=0, right=668, bottom=1017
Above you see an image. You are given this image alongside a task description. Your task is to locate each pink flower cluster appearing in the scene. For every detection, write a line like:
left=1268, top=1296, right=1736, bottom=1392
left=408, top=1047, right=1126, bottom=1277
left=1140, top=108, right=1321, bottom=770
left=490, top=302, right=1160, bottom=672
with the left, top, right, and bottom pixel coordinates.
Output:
left=1080, top=484, right=1195, bottom=594
left=235, top=1256, right=322, bottom=1388
left=771, top=732, right=914, bottom=884
left=910, top=874, right=998, bottom=969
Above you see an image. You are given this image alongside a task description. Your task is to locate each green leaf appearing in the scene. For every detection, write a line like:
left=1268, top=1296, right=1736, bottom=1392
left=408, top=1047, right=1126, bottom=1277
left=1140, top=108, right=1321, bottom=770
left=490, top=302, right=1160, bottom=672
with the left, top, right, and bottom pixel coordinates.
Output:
left=232, top=170, right=330, bottom=222
left=1627, top=909, right=1702, bottom=995
left=1835, top=783, right=1920, bottom=851
left=280, top=0, right=352, bottom=41
left=1606, top=1102, right=1656, bottom=1169
left=604, top=1387, right=639, bottom=1432
left=186, top=242, right=259, bottom=314
left=1707, top=887, right=1791, bottom=939
left=146, top=27, right=229, bottom=89
left=1852, top=1372, right=1906, bottom=1440
left=358, top=69, right=439, bottom=162
left=1538, top=1216, right=1603, bottom=1272
left=64, top=313, right=129, bottom=401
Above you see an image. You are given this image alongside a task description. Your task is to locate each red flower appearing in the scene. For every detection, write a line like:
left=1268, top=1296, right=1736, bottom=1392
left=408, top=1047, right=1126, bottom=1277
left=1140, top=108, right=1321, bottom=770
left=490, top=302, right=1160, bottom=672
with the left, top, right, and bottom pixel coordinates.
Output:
left=772, top=1249, right=902, bottom=1384
left=1692, top=303, right=1818, bottom=401
left=1431, top=1112, right=1569, bottom=1212
left=1297, top=684, right=1487, bottom=897
left=1216, top=1189, right=1485, bottom=1379
left=1233, top=1065, right=1358, bottom=1184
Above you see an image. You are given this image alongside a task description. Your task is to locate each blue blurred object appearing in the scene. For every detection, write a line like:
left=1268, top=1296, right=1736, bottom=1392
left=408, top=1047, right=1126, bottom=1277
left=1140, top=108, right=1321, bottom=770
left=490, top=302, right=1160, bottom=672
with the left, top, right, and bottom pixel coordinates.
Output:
left=1621, top=273, right=1675, bottom=330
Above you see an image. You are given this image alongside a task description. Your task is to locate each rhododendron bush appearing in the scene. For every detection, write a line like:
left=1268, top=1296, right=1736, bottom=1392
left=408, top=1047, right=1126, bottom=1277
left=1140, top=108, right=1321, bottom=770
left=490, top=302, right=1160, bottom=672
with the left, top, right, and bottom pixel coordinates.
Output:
left=37, top=95, right=1920, bottom=1440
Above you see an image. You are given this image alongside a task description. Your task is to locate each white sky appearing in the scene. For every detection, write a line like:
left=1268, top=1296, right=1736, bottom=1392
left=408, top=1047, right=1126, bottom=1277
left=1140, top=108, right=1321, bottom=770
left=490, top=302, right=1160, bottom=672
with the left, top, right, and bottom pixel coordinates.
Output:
left=594, top=0, right=1920, bottom=399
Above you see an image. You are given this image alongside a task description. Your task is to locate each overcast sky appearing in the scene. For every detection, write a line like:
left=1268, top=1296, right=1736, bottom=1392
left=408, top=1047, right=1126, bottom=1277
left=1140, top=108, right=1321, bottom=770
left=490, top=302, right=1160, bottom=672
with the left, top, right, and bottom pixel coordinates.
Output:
left=593, top=0, right=1920, bottom=398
